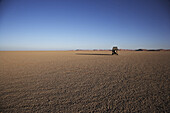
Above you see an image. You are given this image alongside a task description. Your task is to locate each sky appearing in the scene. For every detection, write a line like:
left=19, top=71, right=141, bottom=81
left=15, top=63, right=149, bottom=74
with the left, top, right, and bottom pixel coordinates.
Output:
left=0, top=0, right=170, bottom=50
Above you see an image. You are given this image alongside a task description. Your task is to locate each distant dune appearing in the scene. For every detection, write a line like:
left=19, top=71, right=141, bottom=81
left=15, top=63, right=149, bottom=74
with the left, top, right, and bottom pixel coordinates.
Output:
left=0, top=51, right=169, bottom=112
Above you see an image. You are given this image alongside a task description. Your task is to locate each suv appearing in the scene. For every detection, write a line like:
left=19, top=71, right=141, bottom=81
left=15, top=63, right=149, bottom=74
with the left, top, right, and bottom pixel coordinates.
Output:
left=112, top=47, right=118, bottom=55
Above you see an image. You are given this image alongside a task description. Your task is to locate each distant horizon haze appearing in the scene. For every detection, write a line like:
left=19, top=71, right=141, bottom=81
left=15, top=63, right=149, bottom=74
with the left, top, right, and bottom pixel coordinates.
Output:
left=0, top=0, right=170, bottom=50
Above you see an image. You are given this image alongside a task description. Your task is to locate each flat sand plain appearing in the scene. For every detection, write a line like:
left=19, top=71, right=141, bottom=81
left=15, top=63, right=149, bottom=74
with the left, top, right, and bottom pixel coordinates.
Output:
left=0, top=51, right=169, bottom=112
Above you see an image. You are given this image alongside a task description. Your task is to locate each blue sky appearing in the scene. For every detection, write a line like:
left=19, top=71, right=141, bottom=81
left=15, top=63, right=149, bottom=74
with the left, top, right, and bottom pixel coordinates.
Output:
left=0, top=0, right=170, bottom=50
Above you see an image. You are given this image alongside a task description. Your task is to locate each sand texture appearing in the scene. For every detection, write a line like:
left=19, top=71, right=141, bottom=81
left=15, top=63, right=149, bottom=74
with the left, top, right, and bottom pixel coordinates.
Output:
left=0, top=51, right=169, bottom=112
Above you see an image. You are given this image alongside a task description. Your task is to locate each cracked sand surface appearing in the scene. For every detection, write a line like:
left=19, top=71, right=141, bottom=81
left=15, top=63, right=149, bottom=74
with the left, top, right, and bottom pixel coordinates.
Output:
left=0, top=51, right=169, bottom=112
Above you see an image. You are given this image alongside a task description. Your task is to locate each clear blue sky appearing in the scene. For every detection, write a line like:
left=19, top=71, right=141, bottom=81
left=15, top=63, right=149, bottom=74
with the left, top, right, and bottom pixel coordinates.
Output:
left=0, top=0, right=170, bottom=50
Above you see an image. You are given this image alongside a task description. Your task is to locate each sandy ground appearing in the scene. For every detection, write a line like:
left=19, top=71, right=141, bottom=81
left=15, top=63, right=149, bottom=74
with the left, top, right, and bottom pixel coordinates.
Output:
left=0, top=51, right=169, bottom=112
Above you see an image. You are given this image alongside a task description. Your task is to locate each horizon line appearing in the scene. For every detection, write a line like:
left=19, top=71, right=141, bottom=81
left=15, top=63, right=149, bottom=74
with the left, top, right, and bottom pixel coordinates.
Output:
left=0, top=48, right=170, bottom=52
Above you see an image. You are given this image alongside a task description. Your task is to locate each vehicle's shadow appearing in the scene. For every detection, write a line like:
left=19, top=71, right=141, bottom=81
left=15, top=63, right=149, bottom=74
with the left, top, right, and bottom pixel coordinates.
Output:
left=76, top=53, right=112, bottom=56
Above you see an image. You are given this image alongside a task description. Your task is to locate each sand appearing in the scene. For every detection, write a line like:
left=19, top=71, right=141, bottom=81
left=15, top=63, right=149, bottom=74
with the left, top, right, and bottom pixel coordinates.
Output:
left=0, top=51, right=169, bottom=112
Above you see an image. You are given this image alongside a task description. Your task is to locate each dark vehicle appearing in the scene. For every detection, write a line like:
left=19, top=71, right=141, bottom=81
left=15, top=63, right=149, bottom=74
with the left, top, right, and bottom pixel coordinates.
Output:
left=112, top=47, right=118, bottom=55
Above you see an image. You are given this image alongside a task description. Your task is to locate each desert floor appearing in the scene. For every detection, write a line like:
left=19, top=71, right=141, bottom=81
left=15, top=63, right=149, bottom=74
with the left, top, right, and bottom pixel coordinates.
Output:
left=0, top=51, right=169, bottom=112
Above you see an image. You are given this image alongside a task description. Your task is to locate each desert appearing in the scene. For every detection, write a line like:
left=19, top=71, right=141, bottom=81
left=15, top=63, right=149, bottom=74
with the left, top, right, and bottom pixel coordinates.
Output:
left=0, top=51, right=169, bottom=112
